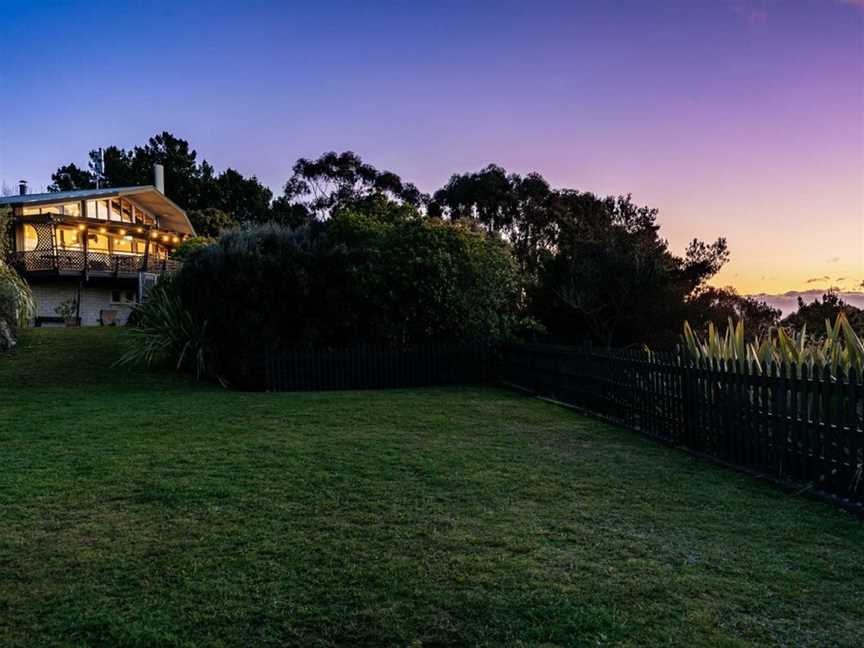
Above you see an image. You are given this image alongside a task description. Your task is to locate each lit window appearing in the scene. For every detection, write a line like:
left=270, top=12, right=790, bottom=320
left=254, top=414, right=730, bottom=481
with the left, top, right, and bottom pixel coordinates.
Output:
left=120, top=200, right=133, bottom=223
left=109, top=199, right=123, bottom=222
left=87, top=232, right=109, bottom=251
left=61, top=202, right=81, bottom=217
left=113, top=236, right=134, bottom=254
left=22, top=224, right=39, bottom=250
left=55, top=226, right=82, bottom=249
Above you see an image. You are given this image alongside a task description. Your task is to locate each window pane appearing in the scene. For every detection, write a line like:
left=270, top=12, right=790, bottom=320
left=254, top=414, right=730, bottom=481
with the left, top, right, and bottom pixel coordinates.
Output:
left=61, top=202, right=81, bottom=217
left=90, top=200, right=109, bottom=220
left=22, top=206, right=41, bottom=216
left=120, top=200, right=133, bottom=223
left=22, top=224, right=39, bottom=250
left=55, top=226, right=83, bottom=249
left=113, top=235, right=134, bottom=253
left=109, top=199, right=122, bottom=222
left=87, top=232, right=109, bottom=251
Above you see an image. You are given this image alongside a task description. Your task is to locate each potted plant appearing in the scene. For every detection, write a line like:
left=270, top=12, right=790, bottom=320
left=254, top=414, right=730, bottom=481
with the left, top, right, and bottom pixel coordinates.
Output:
left=55, top=298, right=79, bottom=327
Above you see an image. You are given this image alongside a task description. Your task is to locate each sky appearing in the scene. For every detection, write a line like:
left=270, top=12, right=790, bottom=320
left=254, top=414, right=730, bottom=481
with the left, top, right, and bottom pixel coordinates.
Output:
left=1, top=0, right=862, bottom=295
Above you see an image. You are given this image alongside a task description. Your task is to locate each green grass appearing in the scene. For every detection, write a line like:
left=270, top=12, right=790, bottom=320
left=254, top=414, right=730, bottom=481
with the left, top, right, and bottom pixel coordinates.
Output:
left=1, top=328, right=863, bottom=647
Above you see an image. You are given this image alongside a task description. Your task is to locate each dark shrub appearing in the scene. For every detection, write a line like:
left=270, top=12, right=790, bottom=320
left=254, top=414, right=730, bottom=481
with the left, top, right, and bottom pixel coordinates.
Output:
left=170, top=214, right=519, bottom=386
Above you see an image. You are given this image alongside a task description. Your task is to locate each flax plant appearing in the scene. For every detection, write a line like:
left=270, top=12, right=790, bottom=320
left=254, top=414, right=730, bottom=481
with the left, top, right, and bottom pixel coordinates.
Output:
left=681, top=312, right=864, bottom=379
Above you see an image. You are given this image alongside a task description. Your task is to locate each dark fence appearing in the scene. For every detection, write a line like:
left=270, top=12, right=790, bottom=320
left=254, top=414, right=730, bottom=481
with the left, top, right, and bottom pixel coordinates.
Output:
left=264, top=344, right=494, bottom=391
left=502, top=343, right=864, bottom=506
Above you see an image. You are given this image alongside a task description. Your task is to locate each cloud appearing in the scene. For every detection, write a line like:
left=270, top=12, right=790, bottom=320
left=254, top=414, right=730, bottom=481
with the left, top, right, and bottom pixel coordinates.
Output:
left=827, top=256, right=841, bottom=263
left=836, top=277, right=847, bottom=282
left=840, top=0, right=864, bottom=7
left=805, top=276, right=830, bottom=283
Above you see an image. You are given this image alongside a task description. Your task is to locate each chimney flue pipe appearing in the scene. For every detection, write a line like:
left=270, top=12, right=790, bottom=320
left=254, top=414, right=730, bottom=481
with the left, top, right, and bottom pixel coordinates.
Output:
left=154, top=164, right=165, bottom=194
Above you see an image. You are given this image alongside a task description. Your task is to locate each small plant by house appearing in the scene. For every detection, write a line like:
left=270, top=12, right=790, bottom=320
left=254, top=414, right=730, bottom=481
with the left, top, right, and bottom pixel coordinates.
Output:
left=54, top=298, right=79, bottom=327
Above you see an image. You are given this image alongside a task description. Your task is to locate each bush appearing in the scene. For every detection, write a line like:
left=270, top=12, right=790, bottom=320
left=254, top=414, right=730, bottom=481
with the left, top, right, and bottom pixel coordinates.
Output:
left=0, top=261, right=35, bottom=328
left=118, top=274, right=215, bottom=380
left=154, top=212, right=519, bottom=385
left=171, top=236, right=214, bottom=262
left=681, top=313, right=864, bottom=378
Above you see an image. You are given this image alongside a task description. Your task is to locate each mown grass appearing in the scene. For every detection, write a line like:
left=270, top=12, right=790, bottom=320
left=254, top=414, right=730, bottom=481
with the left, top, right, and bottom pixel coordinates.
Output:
left=1, top=328, right=863, bottom=647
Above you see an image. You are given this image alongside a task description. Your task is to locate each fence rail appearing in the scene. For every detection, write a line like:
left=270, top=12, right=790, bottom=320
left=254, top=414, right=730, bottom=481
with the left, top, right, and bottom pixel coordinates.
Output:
left=264, top=344, right=494, bottom=392
left=502, top=343, right=864, bottom=506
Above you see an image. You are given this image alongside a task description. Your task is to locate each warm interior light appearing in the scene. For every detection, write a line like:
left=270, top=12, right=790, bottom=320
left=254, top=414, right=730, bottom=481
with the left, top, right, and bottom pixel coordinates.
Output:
left=118, top=229, right=126, bottom=236
left=161, top=235, right=169, bottom=242
left=172, top=236, right=180, bottom=243
left=151, top=232, right=158, bottom=239
left=99, top=227, right=106, bottom=234
left=136, top=227, right=143, bottom=233
left=123, top=235, right=133, bottom=241
left=77, top=224, right=86, bottom=231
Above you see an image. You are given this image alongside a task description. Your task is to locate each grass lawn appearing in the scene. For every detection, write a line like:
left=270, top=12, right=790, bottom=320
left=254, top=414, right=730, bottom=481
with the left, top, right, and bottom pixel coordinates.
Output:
left=1, top=328, right=863, bottom=647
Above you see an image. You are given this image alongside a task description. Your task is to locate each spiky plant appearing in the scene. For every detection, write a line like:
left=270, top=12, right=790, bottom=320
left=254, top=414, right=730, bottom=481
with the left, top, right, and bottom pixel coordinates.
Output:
left=0, top=260, right=35, bottom=328
left=117, top=275, right=217, bottom=382
left=682, top=312, right=864, bottom=379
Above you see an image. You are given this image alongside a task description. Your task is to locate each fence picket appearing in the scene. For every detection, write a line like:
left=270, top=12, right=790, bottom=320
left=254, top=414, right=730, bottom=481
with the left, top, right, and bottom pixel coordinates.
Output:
left=500, top=344, right=863, bottom=506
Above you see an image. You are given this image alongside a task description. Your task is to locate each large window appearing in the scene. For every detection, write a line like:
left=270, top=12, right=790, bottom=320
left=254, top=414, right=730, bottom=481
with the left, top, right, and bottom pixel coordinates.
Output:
left=86, top=231, right=109, bottom=251
left=22, top=202, right=81, bottom=217
left=112, top=234, right=144, bottom=254
left=22, top=224, right=39, bottom=251
left=86, top=200, right=109, bottom=220
left=55, top=226, right=83, bottom=250
left=109, top=199, right=123, bottom=222
left=120, top=200, right=134, bottom=223
left=133, top=204, right=155, bottom=225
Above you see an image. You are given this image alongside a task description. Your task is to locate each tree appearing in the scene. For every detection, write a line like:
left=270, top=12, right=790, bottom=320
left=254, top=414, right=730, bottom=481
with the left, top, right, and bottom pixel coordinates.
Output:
left=430, top=166, right=558, bottom=276
left=269, top=197, right=313, bottom=229
left=48, top=163, right=96, bottom=191
left=187, top=208, right=237, bottom=238
left=171, top=236, right=214, bottom=262
left=782, top=292, right=864, bottom=337
left=280, top=151, right=426, bottom=216
left=48, top=132, right=273, bottom=224
left=529, top=192, right=729, bottom=348
left=686, top=286, right=781, bottom=335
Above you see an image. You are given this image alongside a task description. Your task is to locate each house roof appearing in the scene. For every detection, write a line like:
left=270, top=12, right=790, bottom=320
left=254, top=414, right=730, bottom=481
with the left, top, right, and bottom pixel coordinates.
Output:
left=0, top=186, right=196, bottom=236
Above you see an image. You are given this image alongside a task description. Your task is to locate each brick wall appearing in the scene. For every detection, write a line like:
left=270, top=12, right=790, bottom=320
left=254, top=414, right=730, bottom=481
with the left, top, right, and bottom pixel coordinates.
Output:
left=30, top=282, right=135, bottom=326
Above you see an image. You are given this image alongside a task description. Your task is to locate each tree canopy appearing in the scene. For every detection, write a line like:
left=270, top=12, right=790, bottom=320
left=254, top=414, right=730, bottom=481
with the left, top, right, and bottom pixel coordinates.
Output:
left=48, top=133, right=770, bottom=349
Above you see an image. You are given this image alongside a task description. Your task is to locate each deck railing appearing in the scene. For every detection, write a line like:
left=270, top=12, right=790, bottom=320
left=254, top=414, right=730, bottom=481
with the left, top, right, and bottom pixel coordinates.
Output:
left=6, top=251, right=181, bottom=276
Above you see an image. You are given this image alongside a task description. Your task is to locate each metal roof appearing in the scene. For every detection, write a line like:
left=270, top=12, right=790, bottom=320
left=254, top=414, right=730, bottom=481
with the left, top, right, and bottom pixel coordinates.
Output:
left=0, top=185, right=196, bottom=236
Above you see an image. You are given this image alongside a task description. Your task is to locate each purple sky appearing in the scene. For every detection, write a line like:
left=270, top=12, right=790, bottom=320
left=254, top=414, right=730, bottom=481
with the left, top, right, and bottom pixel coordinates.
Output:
left=1, top=0, right=862, bottom=293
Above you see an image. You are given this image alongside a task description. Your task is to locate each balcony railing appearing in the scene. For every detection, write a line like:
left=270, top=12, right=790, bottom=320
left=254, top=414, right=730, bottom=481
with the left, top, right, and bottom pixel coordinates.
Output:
left=6, top=251, right=181, bottom=276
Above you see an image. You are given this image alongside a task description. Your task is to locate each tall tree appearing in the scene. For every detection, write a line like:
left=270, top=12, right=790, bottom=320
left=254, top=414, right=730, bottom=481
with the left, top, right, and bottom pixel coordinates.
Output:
left=48, top=132, right=273, bottom=226
left=280, top=151, right=426, bottom=216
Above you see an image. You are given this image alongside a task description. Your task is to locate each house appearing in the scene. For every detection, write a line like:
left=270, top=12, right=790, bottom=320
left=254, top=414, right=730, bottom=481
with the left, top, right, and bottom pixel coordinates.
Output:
left=0, top=165, right=195, bottom=326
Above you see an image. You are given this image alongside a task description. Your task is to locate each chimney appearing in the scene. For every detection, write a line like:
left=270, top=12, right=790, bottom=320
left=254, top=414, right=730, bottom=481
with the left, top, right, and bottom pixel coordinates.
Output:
left=153, top=164, right=165, bottom=194
left=18, top=180, right=27, bottom=196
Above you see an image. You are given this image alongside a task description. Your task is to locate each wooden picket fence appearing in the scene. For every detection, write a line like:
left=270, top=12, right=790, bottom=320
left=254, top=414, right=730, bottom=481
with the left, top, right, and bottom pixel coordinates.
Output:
left=264, top=343, right=494, bottom=391
left=502, top=343, right=864, bottom=506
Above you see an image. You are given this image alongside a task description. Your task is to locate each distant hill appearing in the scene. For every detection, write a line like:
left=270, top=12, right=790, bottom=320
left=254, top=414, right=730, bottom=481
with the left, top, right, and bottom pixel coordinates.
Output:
left=748, top=290, right=864, bottom=318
